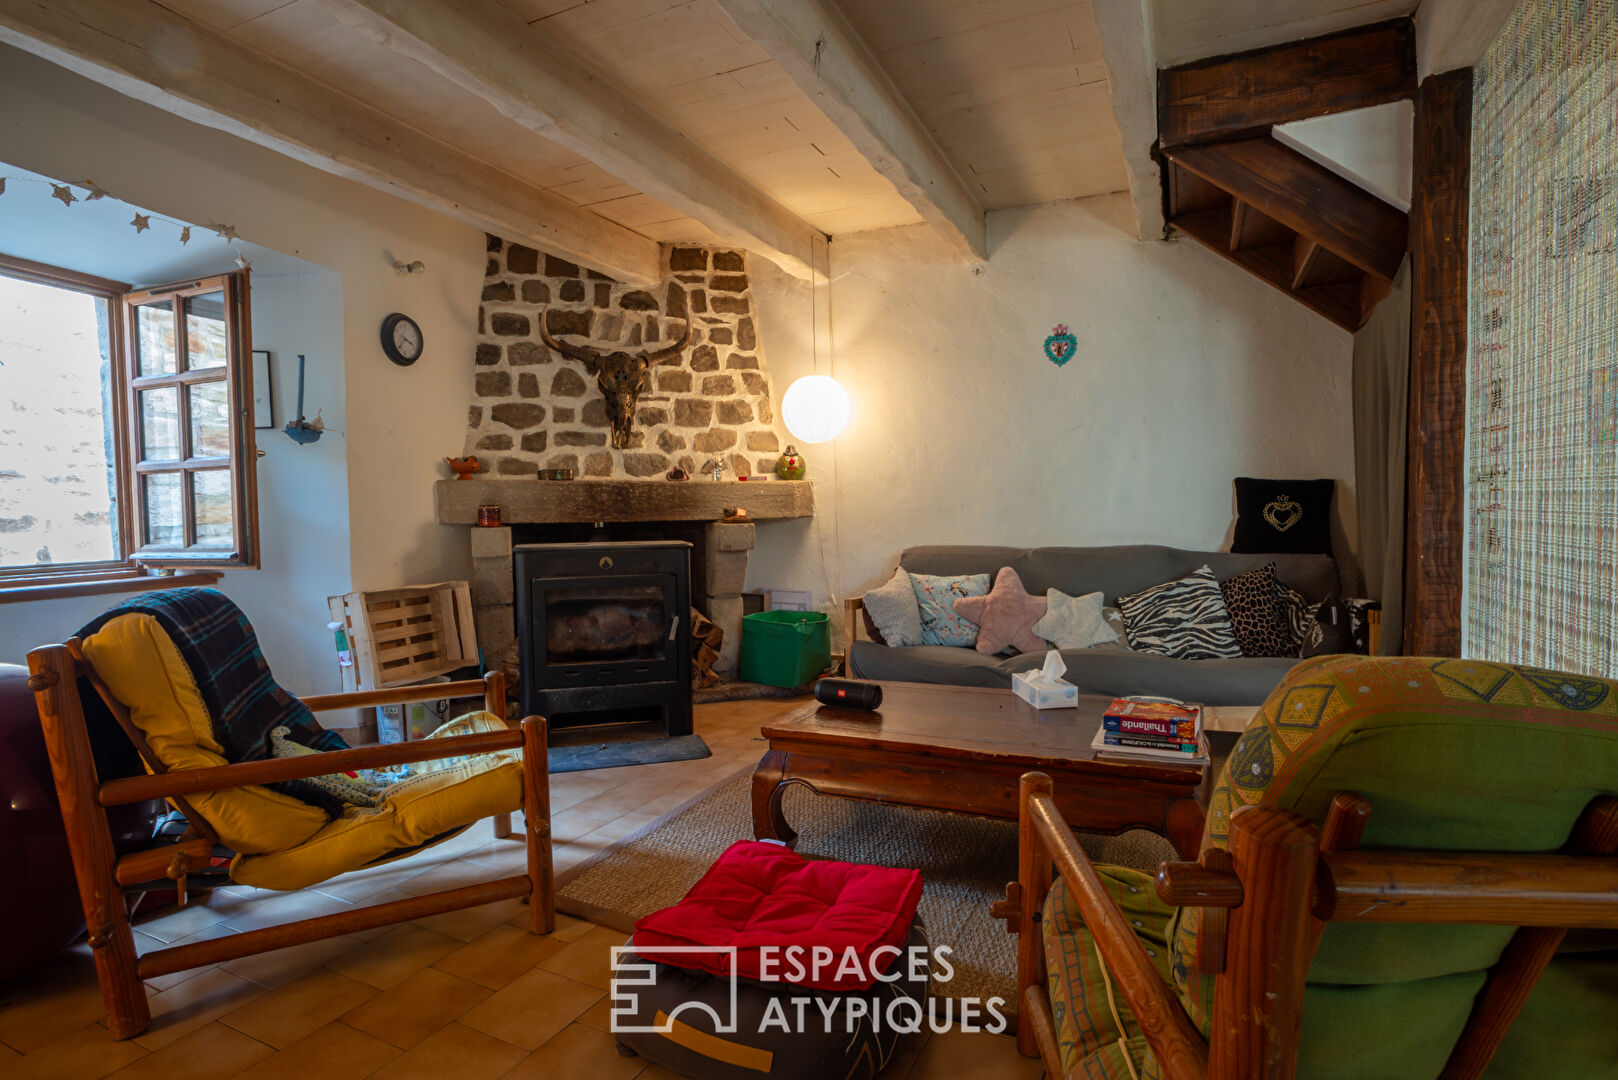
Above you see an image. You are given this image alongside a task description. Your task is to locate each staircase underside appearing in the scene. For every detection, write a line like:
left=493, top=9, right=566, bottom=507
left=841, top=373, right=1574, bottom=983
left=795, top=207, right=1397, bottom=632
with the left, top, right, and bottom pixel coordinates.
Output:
left=1162, top=136, right=1406, bottom=332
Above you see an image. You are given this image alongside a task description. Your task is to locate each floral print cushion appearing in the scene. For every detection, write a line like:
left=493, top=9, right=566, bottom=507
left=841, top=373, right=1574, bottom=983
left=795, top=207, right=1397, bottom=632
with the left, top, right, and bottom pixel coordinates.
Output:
left=908, top=572, right=990, bottom=647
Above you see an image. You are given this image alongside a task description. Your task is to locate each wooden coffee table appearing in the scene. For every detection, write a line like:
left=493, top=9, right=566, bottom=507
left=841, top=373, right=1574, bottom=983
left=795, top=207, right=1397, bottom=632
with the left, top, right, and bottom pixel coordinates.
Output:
left=751, top=682, right=1210, bottom=858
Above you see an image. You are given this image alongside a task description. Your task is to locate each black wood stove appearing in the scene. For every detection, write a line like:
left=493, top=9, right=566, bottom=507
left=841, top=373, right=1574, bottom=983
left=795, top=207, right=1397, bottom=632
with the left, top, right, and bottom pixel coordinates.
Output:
left=513, top=540, right=692, bottom=735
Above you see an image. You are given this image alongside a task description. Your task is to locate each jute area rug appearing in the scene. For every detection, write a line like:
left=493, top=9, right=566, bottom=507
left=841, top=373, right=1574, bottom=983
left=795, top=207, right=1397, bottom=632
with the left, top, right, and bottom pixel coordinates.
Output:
left=555, top=769, right=1179, bottom=1005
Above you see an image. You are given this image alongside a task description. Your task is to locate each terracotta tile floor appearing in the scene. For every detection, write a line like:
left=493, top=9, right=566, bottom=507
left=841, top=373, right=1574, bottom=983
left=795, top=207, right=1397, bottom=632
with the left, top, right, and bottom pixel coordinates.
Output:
left=0, top=699, right=1042, bottom=1080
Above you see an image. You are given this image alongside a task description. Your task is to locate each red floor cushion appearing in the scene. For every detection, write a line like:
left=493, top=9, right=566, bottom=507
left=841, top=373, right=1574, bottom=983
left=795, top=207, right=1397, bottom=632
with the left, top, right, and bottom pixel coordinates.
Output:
left=632, top=840, right=923, bottom=991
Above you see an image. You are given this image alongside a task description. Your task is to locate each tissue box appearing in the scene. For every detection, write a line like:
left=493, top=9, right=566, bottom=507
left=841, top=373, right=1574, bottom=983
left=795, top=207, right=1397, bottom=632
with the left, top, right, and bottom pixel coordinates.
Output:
left=1012, top=670, right=1079, bottom=709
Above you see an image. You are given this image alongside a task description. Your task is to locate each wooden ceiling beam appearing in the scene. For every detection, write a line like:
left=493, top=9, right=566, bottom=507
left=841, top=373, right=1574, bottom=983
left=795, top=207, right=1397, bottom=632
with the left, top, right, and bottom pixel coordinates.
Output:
left=0, top=0, right=661, bottom=284
left=1164, top=137, right=1407, bottom=281
left=709, top=0, right=986, bottom=262
left=1091, top=0, right=1165, bottom=240
left=320, top=0, right=826, bottom=280
left=1159, top=19, right=1416, bottom=148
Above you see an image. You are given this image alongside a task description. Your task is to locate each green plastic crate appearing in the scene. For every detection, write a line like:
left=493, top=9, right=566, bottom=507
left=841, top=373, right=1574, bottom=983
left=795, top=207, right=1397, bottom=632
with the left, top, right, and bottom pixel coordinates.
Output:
left=739, top=610, right=831, bottom=688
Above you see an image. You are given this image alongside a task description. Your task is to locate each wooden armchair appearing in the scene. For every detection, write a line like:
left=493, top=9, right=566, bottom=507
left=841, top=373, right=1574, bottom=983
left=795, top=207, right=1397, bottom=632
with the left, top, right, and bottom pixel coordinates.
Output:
left=1006, top=772, right=1618, bottom=1080
left=26, top=639, right=553, bottom=1041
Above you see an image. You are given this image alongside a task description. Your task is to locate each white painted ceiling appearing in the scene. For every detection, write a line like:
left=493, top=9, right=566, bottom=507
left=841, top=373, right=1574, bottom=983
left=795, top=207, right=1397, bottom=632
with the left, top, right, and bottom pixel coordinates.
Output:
left=1153, top=0, right=1419, bottom=67
left=0, top=163, right=327, bottom=286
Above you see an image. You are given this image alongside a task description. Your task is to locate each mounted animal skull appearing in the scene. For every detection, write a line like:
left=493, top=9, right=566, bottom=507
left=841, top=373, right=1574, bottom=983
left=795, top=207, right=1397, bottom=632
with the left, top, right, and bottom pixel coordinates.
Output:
left=540, top=319, right=692, bottom=449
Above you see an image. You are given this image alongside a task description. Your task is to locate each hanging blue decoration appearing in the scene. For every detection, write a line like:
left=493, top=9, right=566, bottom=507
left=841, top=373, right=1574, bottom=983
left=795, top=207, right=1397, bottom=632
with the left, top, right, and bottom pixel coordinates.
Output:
left=1043, top=323, right=1077, bottom=367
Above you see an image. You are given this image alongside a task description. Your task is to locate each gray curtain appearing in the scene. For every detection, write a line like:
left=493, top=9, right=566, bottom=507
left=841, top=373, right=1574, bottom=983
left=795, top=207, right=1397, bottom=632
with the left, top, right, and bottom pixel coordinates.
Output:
left=1353, top=257, right=1411, bottom=654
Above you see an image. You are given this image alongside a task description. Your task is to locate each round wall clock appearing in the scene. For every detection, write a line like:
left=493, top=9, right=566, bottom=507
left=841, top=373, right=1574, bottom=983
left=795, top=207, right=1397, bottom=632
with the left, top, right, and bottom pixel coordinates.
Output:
left=380, top=312, right=424, bottom=366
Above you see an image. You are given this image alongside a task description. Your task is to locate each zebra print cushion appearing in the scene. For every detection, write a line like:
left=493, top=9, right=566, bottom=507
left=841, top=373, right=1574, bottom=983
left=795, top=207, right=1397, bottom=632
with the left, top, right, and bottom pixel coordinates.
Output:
left=1115, top=565, right=1243, bottom=660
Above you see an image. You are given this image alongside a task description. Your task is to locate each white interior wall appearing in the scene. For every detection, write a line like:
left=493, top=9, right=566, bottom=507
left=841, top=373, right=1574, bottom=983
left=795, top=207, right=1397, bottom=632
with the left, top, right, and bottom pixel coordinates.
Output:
left=218, top=273, right=350, bottom=695
left=0, top=47, right=482, bottom=681
left=748, top=196, right=1358, bottom=629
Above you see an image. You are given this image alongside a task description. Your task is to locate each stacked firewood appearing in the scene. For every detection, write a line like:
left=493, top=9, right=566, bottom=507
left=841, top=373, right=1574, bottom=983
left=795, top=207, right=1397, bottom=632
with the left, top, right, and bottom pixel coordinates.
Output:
left=691, top=607, right=724, bottom=689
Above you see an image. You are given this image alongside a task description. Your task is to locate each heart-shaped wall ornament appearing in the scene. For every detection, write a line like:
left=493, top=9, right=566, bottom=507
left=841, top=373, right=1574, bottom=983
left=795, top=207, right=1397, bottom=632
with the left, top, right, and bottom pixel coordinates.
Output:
left=1044, top=323, right=1077, bottom=366
left=1263, top=494, right=1303, bottom=532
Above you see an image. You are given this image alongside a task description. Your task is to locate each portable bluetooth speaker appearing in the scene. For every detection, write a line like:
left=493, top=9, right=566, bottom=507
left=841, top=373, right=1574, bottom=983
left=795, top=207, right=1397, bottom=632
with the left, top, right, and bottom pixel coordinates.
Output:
left=814, top=678, right=883, bottom=711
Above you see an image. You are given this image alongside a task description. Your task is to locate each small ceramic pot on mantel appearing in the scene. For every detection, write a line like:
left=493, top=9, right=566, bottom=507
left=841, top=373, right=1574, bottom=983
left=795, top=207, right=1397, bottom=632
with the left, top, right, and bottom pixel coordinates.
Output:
left=446, top=456, right=481, bottom=480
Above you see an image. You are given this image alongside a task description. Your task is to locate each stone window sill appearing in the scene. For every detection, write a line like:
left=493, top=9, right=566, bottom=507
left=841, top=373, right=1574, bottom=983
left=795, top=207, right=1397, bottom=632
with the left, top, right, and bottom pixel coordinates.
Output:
left=0, top=569, right=223, bottom=605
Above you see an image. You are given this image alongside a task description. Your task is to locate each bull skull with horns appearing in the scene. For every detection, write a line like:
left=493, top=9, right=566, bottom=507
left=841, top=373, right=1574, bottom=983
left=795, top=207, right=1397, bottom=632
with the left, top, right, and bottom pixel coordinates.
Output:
left=540, top=318, right=692, bottom=449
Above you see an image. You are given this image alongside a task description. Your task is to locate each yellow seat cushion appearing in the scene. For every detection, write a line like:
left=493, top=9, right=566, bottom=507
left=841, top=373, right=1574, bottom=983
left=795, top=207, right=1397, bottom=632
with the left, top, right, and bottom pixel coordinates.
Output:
left=81, top=613, right=328, bottom=854
left=230, top=711, right=524, bottom=890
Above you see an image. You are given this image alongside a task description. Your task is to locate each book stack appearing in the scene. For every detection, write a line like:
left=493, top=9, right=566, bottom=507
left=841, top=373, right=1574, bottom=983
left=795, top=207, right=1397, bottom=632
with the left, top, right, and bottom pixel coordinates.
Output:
left=1090, top=697, right=1210, bottom=765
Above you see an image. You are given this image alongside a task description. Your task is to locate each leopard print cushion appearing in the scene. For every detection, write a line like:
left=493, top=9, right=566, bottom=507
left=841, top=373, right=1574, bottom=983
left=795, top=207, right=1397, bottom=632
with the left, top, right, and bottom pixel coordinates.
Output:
left=1219, top=563, right=1299, bottom=658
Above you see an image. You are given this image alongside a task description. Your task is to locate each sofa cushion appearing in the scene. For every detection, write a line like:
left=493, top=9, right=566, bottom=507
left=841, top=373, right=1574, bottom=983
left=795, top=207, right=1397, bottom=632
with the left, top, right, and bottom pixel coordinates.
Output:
left=1033, top=589, right=1120, bottom=650
left=1220, top=562, right=1298, bottom=658
left=846, top=639, right=1298, bottom=705
left=862, top=567, right=923, bottom=646
left=1231, top=477, right=1335, bottom=555
left=951, top=566, right=1048, bottom=655
left=898, top=545, right=1342, bottom=605
left=1116, top=566, right=1243, bottom=660
left=909, top=572, right=989, bottom=647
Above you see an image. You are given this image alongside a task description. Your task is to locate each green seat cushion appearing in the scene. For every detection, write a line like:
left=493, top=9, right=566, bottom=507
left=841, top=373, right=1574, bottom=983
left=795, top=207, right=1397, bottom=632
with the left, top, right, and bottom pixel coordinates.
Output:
left=1486, top=947, right=1618, bottom=1079
left=1167, top=656, right=1618, bottom=1080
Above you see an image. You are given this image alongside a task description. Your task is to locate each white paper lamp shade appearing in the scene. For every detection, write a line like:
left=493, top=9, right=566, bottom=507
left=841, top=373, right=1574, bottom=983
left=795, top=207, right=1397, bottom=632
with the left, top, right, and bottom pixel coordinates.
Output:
left=781, top=375, right=850, bottom=443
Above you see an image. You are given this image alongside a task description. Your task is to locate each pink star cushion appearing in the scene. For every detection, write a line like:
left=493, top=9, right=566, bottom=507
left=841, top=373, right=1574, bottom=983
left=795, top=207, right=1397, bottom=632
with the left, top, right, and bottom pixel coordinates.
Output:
left=951, top=567, right=1049, bottom=654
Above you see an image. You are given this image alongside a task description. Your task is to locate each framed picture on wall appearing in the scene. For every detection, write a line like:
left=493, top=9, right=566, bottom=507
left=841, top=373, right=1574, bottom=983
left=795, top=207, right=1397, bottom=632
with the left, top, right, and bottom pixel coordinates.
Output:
left=252, top=349, right=274, bottom=429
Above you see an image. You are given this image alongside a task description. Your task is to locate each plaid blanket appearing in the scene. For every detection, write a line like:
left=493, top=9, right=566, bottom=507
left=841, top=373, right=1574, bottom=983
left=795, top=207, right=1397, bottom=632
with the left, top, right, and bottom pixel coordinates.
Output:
left=80, top=587, right=348, bottom=816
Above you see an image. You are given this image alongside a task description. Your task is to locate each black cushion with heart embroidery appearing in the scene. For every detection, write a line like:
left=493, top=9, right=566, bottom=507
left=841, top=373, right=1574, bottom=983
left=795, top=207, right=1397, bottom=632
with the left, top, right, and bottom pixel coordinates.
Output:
left=1231, top=477, right=1335, bottom=555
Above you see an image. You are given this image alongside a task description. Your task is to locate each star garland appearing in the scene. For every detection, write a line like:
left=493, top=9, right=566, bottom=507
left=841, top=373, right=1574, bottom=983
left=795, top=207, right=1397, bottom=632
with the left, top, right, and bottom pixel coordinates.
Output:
left=0, top=174, right=252, bottom=269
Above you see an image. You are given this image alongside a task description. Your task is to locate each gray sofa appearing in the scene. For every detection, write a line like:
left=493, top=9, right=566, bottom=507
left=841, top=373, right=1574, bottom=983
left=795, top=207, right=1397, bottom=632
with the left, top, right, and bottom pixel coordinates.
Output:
left=845, top=545, right=1343, bottom=706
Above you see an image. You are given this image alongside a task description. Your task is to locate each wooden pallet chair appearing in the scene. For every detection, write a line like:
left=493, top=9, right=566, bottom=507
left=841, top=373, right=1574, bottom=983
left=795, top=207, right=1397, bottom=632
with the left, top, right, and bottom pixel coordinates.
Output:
left=27, top=638, right=553, bottom=1040
left=1000, top=654, right=1618, bottom=1080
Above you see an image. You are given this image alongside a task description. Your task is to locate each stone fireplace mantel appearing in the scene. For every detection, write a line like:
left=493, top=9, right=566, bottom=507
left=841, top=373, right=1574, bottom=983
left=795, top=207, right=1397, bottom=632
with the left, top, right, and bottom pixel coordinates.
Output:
left=437, top=478, right=814, bottom=684
left=434, top=478, right=814, bottom=524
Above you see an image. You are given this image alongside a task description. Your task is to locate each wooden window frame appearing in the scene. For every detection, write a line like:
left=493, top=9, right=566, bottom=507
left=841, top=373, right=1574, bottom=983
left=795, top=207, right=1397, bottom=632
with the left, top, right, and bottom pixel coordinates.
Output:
left=0, top=253, right=258, bottom=594
left=123, top=274, right=259, bottom=568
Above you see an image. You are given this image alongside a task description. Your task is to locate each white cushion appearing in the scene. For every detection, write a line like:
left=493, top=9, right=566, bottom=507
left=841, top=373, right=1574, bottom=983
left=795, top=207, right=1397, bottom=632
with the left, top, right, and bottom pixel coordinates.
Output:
left=1032, top=589, right=1120, bottom=650
left=862, top=567, right=924, bottom=646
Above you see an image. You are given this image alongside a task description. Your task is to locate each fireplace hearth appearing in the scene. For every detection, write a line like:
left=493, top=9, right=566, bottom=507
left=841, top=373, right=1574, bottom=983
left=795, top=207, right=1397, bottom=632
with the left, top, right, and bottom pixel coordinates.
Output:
left=514, top=540, right=692, bottom=735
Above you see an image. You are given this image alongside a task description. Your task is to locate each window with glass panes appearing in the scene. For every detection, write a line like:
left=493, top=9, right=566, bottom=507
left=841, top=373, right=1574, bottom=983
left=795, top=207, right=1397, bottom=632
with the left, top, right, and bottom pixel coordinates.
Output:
left=0, top=255, right=257, bottom=588
left=124, top=275, right=255, bottom=561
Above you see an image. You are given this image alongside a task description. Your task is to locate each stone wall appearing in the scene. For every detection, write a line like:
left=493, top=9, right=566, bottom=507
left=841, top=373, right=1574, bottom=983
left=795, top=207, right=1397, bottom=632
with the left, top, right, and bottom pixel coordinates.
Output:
left=465, top=240, right=785, bottom=478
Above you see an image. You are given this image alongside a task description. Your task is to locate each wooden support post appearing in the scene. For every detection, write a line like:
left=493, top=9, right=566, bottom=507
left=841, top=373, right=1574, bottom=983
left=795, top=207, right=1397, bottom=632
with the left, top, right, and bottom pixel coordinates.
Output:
left=486, top=670, right=512, bottom=840
left=1014, top=772, right=1054, bottom=1058
left=25, top=647, right=150, bottom=1040
left=1292, top=236, right=1323, bottom=290
left=522, top=715, right=555, bottom=934
left=1228, top=200, right=1248, bottom=252
left=1307, top=792, right=1372, bottom=956
left=1211, top=807, right=1320, bottom=1080
left=1403, top=68, right=1472, bottom=656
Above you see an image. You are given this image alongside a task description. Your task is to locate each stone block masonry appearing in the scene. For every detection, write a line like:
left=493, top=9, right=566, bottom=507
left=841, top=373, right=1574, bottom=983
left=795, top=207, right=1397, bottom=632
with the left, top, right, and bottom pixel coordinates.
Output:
left=466, top=240, right=786, bottom=479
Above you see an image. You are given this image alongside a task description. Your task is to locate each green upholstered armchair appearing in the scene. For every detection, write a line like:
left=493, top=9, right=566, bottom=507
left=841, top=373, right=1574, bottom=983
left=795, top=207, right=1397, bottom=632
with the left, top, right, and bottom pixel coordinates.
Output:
left=1005, top=655, right=1618, bottom=1080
